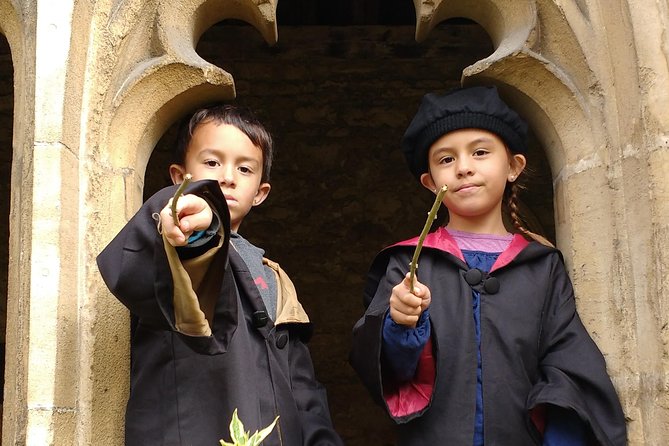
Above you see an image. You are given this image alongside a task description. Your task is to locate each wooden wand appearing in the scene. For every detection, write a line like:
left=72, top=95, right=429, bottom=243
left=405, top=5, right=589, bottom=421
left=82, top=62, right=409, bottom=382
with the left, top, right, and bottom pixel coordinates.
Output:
left=170, top=173, right=192, bottom=226
left=409, top=185, right=448, bottom=293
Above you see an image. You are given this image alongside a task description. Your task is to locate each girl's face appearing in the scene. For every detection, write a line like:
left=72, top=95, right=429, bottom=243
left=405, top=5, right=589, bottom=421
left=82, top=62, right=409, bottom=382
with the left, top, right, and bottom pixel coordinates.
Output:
left=420, top=128, right=526, bottom=234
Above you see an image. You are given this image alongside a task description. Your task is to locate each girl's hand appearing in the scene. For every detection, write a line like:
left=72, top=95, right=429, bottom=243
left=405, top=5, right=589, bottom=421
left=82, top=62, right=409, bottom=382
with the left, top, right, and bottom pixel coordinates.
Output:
left=160, top=194, right=213, bottom=246
left=389, top=273, right=432, bottom=328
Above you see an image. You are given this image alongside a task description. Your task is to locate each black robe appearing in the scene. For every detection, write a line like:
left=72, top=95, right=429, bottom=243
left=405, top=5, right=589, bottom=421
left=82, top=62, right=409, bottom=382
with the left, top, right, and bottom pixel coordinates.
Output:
left=97, top=180, right=342, bottom=446
left=350, top=228, right=627, bottom=446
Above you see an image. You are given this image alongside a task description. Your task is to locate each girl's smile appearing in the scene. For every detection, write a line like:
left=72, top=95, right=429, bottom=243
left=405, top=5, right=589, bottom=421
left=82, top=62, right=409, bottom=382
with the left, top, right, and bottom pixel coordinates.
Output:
left=454, top=183, right=480, bottom=193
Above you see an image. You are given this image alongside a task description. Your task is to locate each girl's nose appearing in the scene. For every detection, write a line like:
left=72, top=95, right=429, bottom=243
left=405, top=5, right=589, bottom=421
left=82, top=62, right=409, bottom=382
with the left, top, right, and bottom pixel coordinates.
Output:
left=456, top=160, right=474, bottom=177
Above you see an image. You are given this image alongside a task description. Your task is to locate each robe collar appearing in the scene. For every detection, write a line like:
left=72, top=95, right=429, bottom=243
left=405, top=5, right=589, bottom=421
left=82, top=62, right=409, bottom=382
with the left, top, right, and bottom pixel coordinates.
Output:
left=391, top=227, right=529, bottom=272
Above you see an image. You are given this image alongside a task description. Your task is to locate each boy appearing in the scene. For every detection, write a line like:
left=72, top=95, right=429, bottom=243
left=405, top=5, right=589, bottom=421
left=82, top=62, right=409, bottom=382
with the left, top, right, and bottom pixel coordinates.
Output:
left=97, top=104, right=342, bottom=446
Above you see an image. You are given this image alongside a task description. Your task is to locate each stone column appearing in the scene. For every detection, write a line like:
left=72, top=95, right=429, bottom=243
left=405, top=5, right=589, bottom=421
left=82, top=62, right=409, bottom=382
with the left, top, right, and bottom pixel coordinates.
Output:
left=3, top=0, right=80, bottom=444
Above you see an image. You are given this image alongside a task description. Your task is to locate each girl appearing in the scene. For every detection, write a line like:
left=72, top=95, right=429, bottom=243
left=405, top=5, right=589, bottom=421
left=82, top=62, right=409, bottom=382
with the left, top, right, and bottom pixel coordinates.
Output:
left=349, top=86, right=627, bottom=445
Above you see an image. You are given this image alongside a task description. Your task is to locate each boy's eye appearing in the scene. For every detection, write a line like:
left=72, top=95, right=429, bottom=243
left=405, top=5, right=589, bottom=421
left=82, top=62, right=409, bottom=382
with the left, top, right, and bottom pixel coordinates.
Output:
left=473, top=148, right=489, bottom=156
left=204, top=159, right=220, bottom=167
left=238, top=166, right=253, bottom=174
left=439, top=156, right=454, bottom=164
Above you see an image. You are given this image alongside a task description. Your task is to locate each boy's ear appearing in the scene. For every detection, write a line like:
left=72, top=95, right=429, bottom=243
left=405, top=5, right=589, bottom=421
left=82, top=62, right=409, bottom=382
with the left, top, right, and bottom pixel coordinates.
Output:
left=252, top=183, right=271, bottom=207
left=169, top=164, right=187, bottom=185
left=420, top=172, right=437, bottom=192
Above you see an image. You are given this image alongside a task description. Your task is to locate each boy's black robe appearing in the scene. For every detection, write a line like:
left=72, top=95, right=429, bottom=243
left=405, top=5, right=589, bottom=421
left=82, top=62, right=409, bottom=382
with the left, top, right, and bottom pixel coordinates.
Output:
left=350, top=229, right=627, bottom=446
left=97, top=180, right=341, bottom=446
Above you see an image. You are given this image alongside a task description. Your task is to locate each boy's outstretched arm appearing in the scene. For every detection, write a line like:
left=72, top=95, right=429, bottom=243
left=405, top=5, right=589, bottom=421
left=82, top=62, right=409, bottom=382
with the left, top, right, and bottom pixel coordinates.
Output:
left=160, top=194, right=213, bottom=247
left=97, top=180, right=230, bottom=332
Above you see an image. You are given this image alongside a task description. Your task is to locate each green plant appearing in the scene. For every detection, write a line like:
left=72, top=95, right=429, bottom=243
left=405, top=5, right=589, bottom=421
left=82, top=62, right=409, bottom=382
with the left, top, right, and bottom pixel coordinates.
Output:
left=219, top=409, right=279, bottom=446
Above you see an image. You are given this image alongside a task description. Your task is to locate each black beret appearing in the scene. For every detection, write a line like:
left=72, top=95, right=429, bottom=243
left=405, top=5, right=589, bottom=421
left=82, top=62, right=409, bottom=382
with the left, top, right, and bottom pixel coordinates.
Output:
left=401, top=86, right=528, bottom=179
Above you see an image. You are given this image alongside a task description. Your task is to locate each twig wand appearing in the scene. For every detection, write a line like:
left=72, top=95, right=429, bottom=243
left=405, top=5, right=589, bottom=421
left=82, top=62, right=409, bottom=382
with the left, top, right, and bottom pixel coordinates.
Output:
left=171, top=173, right=192, bottom=226
left=409, top=185, right=448, bottom=293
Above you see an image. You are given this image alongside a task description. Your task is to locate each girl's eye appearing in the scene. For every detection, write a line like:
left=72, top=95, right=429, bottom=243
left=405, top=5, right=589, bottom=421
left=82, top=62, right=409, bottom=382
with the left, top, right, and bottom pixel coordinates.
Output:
left=473, top=149, right=489, bottom=156
left=439, top=156, right=454, bottom=164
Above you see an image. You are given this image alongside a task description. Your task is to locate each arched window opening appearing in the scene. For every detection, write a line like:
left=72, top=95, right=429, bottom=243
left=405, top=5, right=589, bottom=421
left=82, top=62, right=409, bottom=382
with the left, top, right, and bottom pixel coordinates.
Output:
left=144, top=11, right=555, bottom=445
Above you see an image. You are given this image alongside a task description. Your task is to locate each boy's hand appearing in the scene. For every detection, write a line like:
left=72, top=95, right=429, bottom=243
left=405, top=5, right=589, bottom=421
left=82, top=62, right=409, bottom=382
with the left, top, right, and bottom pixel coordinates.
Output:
left=160, top=194, right=213, bottom=246
left=389, top=273, right=432, bottom=328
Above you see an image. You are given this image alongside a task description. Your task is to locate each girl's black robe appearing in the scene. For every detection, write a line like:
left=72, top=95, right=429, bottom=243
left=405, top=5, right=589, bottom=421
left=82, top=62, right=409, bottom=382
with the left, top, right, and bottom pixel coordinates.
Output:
left=97, top=180, right=342, bottom=446
left=349, top=229, right=627, bottom=446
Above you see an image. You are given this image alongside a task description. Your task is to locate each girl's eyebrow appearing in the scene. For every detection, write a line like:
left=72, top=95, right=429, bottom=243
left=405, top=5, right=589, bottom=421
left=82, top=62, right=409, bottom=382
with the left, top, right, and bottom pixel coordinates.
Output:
left=467, top=137, right=495, bottom=146
left=430, top=136, right=499, bottom=159
left=432, top=136, right=496, bottom=152
left=430, top=144, right=455, bottom=154
left=429, top=147, right=452, bottom=158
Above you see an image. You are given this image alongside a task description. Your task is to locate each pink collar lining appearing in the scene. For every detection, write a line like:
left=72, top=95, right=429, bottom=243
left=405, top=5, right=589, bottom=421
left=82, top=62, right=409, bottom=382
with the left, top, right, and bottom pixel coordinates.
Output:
left=393, top=227, right=529, bottom=272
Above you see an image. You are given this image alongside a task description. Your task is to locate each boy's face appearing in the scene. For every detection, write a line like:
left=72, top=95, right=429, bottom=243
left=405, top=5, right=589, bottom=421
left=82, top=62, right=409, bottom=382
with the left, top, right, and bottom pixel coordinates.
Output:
left=420, top=128, right=526, bottom=234
left=170, top=121, right=270, bottom=232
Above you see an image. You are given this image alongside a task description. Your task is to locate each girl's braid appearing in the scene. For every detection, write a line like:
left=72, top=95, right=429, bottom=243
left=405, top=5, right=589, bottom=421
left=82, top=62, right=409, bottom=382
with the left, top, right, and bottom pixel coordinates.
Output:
left=507, top=182, right=555, bottom=248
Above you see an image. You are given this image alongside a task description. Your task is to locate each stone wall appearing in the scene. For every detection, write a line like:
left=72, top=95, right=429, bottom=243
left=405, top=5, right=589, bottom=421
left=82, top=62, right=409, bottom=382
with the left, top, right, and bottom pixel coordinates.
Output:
left=3, top=1, right=669, bottom=444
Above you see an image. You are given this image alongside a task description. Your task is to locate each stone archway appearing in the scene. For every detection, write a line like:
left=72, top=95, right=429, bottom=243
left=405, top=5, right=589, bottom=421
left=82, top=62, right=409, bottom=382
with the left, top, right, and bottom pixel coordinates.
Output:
left=143, top=13, right=526, bottom=445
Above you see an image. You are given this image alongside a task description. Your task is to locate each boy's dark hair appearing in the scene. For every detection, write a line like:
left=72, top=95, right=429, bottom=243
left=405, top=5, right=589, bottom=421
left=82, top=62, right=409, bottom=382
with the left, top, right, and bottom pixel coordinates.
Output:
left=175, top=104, right=274, bottom=183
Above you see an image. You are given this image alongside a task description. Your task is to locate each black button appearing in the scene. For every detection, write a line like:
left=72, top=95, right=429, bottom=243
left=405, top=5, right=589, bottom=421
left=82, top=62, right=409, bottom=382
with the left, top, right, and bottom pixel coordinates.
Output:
left=464, top=268, right=483, bottom=285
left=276, top=333, right=288, bottom=349
left=252, top=310, right=269, bottom=328
left=483, top=277, right=500, bottom=294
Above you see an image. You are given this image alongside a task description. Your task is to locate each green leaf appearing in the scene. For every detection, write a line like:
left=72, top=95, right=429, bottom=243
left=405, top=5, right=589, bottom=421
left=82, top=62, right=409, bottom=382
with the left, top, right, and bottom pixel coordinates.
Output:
left=248, top=416, right=279, bottom=446
left=221, top=409, right=278, bottom=445
left=229, top=409, right=248, bottom=443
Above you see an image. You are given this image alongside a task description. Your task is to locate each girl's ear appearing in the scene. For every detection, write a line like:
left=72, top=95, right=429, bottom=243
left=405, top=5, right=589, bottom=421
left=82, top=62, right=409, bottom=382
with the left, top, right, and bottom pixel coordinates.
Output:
left=169, top=164, right=187, bottom=185
left=420, top=172, right=437, bottom=192
left=509, top=154, right=527, bottom=181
